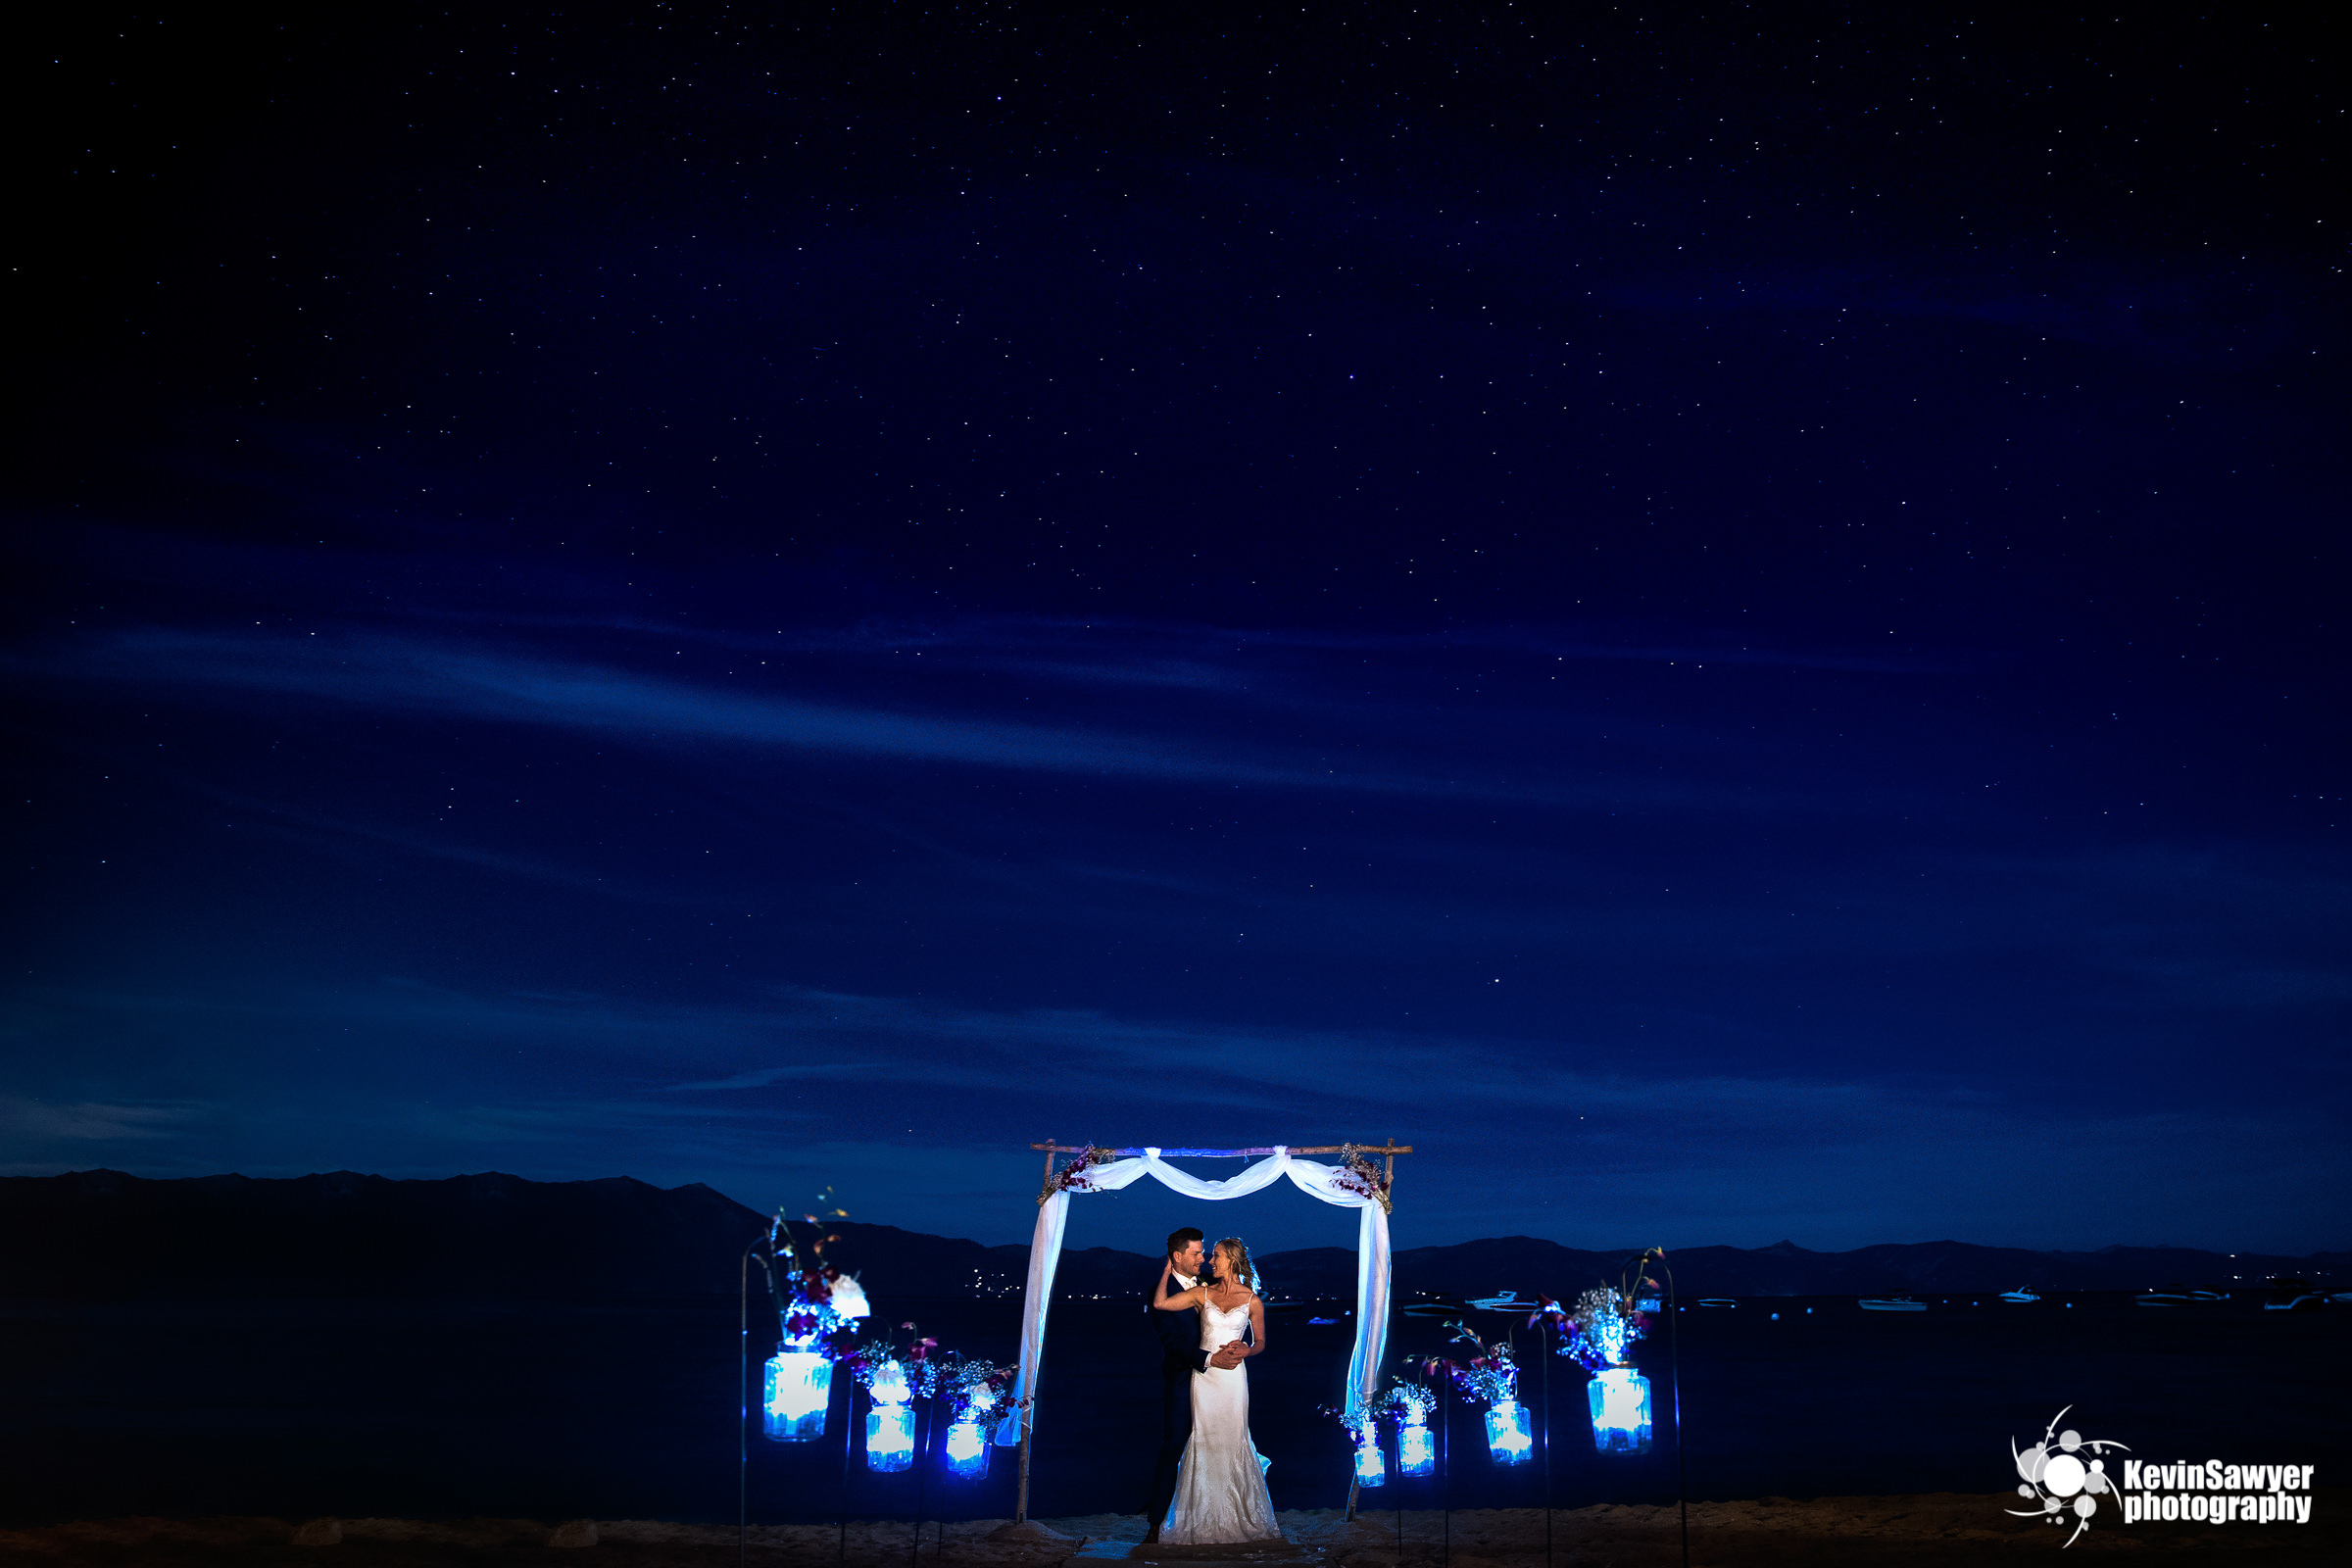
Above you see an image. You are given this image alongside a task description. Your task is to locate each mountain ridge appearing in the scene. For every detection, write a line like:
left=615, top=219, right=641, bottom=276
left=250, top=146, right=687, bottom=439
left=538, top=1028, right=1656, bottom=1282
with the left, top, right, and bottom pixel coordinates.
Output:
left=4, top=1169, right=2339, bottom=1299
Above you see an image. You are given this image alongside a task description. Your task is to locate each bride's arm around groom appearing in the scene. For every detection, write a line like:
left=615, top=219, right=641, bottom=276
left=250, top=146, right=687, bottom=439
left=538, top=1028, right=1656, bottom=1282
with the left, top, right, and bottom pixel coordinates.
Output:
left=1152, top=1254, right=1266, bottom=1363
left=1151, top=1259, right=1253, bottom=1356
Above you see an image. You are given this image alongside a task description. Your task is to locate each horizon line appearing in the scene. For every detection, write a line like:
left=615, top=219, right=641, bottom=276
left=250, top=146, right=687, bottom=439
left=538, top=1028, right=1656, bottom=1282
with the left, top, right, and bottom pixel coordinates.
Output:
left=16, top=1167, right=2346, bottom=1259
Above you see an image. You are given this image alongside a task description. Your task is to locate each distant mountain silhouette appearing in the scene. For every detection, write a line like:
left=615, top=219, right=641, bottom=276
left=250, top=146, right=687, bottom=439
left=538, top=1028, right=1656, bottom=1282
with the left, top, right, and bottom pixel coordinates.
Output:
left=4, top=1170, right=2339, bottom=1300
left=2, top=1169, right=771, bottom=1298
left=1347, top=1235, right=2346, bottom=1300
left=0, top=1169, right=1163, bottom=1301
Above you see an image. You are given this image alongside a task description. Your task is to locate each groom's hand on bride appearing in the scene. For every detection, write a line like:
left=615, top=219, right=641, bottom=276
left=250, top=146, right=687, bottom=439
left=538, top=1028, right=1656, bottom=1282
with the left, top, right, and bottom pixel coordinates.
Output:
left=1208, top=1341, right=1247, bottom=1369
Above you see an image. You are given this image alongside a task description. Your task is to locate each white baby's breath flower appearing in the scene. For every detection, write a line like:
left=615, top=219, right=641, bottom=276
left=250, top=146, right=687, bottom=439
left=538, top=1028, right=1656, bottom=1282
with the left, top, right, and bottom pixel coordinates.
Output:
left=828, top=1273, right=871, bottom=1319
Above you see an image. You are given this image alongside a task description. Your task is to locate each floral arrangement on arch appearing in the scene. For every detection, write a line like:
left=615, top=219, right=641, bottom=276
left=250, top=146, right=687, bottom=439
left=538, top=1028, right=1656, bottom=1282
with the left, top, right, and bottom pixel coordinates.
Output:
left=1332, top=1145, right=1395, bottom=1212
left=1420, top=1321, right=1519, bottom=1405
left=764, top=1199, right=871, bottom=1362
left=1041, top=1145, right=1118, bottom=1202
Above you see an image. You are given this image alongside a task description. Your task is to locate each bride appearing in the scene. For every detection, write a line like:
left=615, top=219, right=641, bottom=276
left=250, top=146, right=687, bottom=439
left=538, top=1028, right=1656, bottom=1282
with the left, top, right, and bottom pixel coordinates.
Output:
left=1151, top=1237, right=1282, bottom=1545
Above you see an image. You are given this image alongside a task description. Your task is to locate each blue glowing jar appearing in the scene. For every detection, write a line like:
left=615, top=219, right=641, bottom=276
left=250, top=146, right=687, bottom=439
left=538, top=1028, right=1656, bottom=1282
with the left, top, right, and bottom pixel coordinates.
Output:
left=864, top=1360, right=914, bottom=1472
left=860, top=1363, right=912, bottom=1476
left=1397, top=1413, right=1436, bottom=1478
left=763, top=1343, right=832, bottom=1442
left=943, top=1413, right=992, bottom=1480
left=1587, top=1365, right=1652, bottom=1455
left=1484, top=1398, right=1535, bottom=1466
left=865, top=1403, right=914, bottom=1471
left=1353, top=1424, right=1387, bottom=1488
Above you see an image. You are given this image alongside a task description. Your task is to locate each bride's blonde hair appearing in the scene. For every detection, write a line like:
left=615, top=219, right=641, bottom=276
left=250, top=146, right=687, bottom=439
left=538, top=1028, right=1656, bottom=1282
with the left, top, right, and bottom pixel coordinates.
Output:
left=1214, top=1237, right=1257, bottom=1291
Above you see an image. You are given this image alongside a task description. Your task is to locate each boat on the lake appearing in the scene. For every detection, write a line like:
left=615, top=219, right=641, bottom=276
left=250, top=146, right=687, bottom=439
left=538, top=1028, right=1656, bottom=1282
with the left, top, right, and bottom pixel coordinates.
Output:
left=2264, top=1279, right=2327, bottom=1311
left=1997, top=1287, right=2041, bottom=1303
left=1467, top=1291, right=1533, bottom=1311
left=1695, top=1298, right=1738, bottom=1308
left=1859, top=1295, right=1928, bottom=1312
left=2136, top=1284, right=2198, bottom=1306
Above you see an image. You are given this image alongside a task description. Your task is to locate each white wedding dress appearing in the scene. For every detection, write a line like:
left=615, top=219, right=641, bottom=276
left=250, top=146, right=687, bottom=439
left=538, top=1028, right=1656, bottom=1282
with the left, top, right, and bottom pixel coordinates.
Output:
left=1161, top=1296, right=1281, bottom=1544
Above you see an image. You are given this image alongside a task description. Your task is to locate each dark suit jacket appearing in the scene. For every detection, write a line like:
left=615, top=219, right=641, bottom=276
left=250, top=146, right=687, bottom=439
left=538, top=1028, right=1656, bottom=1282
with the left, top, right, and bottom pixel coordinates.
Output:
left=1152, top=1272, right=1211, bottom=1384
left=1145, top=1273, right=1208, bottom=1525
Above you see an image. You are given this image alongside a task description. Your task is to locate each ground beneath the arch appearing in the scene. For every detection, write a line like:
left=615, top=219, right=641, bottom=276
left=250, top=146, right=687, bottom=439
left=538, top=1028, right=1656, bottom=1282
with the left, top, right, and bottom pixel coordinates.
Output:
left=1, top=1497, right=2341, bottom=1566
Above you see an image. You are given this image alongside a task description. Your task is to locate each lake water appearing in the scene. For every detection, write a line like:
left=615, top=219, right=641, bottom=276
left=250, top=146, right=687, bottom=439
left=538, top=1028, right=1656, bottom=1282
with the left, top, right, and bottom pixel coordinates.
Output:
left=2, top=1290, right=2343, bottom=1527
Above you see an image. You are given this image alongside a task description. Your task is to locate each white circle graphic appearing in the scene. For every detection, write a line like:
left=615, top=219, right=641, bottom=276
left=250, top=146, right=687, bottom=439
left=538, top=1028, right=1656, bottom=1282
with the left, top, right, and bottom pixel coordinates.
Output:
left=2007, top=1407, right=2129, bottom=1547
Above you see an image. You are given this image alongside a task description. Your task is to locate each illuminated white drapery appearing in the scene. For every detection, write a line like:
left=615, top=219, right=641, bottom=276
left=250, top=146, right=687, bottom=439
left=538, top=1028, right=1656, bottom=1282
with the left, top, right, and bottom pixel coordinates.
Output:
left=995, top=1146, right=1392, bottom=1446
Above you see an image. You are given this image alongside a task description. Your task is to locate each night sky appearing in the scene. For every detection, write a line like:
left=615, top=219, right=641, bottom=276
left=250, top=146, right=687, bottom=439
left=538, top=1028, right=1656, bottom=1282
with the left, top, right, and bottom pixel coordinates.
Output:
left=8, top=4, right=2343, bottom=1257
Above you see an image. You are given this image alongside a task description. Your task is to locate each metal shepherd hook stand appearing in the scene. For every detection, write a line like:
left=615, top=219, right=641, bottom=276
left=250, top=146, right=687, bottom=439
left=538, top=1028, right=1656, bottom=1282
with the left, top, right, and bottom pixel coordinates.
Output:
left=739, top=1221, right=859, bottom=1568
left=1530, top=1247, right=1687, bottom=1568
left=738, top=1235, right=761, bottom=1568
left=1541, top=1316, right=1551, bottom=1568
left=1624, top=1247, right=1688, bottom=1568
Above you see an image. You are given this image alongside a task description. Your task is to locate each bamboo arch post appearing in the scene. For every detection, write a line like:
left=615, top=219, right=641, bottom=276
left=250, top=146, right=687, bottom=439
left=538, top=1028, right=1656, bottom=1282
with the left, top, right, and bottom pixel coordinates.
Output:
left=1010, top=1139, right=1411, bottom=1527
left=1010, top=1142, right=1057, bottom=1526
left=1341, top=1139, right=1403, bottom=1524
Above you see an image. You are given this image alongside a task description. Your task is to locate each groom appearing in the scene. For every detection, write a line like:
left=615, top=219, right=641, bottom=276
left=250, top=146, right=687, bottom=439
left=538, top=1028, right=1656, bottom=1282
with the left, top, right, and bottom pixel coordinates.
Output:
left=1144, top=1226, right=1248, bottom=1544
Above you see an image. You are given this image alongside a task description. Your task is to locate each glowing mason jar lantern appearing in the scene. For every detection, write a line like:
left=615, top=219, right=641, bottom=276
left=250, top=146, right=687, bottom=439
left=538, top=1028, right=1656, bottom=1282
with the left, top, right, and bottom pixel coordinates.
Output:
left=942, top=1385, right=997, bottom=1479
left=1484, top=1398, right=1535, bottom=1466
left=865, top=1403, right=915, bottom=1471
left=863, top=1359, right=915, bottom=1472
left=943, top=1416, right=991, bottom=1479
left=1353, top=1422, right=1387, bottom=1487
left=1587, top=1366, right=1652, bottom=1455
left=1396, top=1411, right=1436, bottom=1478
left=762, top=1342, right=832, bottom=1442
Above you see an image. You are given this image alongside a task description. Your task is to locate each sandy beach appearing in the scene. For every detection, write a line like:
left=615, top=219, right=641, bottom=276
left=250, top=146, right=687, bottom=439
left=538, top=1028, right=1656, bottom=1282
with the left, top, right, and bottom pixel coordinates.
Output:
left=4, top=1495, right=2341, bottom=1566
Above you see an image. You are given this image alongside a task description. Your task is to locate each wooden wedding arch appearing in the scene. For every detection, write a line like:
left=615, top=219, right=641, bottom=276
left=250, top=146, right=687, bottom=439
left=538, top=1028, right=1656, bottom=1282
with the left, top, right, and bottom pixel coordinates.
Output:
left=1001, top=1140, right=1413, bottom=1523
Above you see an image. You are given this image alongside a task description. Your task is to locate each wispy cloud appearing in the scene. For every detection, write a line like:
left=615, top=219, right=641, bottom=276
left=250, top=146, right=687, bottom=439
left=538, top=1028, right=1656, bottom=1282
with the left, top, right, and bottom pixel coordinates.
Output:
left=6, top=976, right=2342, bottom=1250
left=0, top=1095, right=204, bottom=1144
left=667, top=1063, right=875, bottom=1091
left=19, top=627, right=1941, bottom=820
left=28, top=629, right=1362, bottom=788
left=619, top=612, right=1977, bottom=679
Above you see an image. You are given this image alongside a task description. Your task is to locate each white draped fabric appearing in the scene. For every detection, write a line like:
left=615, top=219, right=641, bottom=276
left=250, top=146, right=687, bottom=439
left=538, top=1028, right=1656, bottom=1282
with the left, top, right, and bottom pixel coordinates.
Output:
left=995, top=1146, right=1392, bottom=1446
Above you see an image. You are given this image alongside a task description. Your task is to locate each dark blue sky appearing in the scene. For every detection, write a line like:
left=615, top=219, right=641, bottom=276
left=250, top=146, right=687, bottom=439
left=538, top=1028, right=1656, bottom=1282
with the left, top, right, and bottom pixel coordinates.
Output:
left=8, top=3, right=2343, bottom=1254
